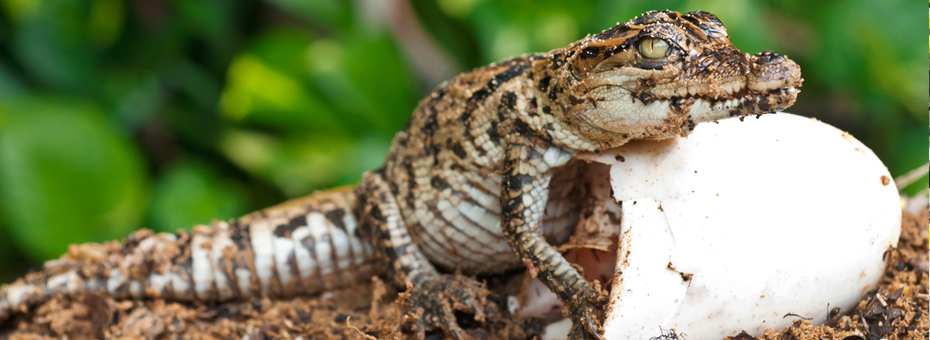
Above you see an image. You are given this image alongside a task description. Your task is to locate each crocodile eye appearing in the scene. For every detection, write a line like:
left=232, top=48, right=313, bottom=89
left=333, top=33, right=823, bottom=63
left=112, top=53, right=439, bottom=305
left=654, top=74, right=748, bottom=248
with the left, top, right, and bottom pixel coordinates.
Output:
left=639, top=38, right=669, bottom=59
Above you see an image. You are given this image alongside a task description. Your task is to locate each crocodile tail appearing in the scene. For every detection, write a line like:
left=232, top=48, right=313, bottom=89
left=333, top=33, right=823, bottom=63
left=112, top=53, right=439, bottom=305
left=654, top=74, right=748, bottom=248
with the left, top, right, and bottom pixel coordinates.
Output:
left=0, top=268, right=109, bottom=322
left=0, top=187, right=380, bottom=323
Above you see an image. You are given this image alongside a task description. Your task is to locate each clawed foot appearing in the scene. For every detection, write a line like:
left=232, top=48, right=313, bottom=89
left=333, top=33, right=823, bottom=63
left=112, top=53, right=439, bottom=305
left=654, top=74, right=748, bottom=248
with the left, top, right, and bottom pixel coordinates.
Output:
left=565, top=285, right=606, bottom=340
left=399, top=274, right=603, bottom=339
left=400, top=274, right=499, bottom=339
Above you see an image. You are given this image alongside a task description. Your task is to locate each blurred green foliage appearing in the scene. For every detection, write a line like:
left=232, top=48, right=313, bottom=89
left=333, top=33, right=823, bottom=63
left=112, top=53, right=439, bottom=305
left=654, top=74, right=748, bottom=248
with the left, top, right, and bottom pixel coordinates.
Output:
left=0, top=0, right=925, bottom=281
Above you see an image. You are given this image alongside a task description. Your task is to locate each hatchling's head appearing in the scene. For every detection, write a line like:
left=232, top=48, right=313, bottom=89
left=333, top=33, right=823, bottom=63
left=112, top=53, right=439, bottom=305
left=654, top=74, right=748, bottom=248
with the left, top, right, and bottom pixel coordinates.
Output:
left=557, top=10, right=802, bottom=145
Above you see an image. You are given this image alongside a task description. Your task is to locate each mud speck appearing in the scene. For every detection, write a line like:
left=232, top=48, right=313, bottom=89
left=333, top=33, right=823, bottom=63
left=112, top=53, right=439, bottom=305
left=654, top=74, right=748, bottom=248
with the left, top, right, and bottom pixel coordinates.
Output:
left=881, top=175, right=891, bottom=186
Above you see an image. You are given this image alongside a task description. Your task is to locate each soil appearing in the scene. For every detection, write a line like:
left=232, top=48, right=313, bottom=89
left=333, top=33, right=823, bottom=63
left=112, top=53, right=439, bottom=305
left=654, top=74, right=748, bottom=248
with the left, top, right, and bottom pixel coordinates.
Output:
left=1, top=208, right=926, bottom=340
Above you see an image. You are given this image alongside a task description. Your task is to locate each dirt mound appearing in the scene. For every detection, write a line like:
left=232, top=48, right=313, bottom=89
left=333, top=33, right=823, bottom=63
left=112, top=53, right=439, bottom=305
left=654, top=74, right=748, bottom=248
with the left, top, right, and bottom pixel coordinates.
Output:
left=1, top=209, right=926, bottom=340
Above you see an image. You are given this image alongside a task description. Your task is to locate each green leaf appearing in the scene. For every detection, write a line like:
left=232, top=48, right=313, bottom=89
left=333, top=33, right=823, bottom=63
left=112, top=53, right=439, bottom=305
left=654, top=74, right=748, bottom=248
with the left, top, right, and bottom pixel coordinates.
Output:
left=410, top=0, right=482, bottom=69
left=169, top=0, right=239, bottom=63
left=260, top=0, right=350, bottom=31
left=148, top=162, right=247, bottom=233
left=466, top=0, right=597, bottom=63
left=220, top=129, right=388, bottom=197
left=87, top=0, right=124, bottom=48
left=108, top=73, right=165, bottom=129
left=8, top=0, right=98, bottom=91
left=308, top=35, right=419, bottom=136
left=0, top=59, right=26, bottom=99
left=219, top=30, right=346, bottom=134
left=0, top=97, right=149, bottom=261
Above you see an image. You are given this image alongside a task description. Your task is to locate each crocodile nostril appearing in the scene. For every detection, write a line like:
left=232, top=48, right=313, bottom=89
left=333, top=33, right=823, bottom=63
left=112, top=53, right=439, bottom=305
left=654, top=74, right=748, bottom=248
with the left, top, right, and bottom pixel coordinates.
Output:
left=754, top=50, right=785, bottom=64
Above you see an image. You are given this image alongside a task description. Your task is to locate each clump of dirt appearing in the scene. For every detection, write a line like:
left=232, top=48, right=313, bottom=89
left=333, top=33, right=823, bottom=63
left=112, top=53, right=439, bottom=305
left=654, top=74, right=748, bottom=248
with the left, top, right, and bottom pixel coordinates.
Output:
left=1, top=209, right=927, bottom=340
left=2, top=275, right=403, bottom=340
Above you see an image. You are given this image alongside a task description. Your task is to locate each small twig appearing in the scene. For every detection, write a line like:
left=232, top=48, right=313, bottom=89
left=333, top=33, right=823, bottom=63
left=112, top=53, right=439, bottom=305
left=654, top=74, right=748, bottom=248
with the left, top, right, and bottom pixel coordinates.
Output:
left=895, top=162, right=929, bottom=190
left=369, top=276, right=386, bottom=321
left=783, top=313, right=812, bottom=320
left=346, top=316, right=378, bottom=340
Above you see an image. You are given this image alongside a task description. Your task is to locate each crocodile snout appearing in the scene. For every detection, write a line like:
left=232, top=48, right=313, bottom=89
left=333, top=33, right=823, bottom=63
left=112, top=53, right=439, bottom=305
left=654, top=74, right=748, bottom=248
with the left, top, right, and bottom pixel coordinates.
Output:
left=746, top=50, right=802, bottom=93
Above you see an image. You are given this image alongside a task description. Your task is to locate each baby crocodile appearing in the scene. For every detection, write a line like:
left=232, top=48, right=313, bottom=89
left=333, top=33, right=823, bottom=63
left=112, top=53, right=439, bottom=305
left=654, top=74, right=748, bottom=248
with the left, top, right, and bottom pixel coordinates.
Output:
left=0, top=10, right=801, bottom=339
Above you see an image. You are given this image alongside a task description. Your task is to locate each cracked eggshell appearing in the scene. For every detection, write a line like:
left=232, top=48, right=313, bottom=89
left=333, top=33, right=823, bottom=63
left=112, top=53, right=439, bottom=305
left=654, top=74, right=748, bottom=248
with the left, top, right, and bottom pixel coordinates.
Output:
left=581, top=113, right=901, bottom=339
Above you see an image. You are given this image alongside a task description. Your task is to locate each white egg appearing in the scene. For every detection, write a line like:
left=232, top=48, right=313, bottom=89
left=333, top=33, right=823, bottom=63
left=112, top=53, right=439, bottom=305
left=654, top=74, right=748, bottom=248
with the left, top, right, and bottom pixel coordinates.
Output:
left=568, top=113, right=902, bottom=339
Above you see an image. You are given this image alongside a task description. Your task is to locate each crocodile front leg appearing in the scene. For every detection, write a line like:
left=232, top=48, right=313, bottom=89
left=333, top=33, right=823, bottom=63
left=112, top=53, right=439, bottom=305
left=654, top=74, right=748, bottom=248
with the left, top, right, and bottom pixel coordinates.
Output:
left=500, top=137, right=605, bottom=340
left=356, top=170, right=492, bottom=339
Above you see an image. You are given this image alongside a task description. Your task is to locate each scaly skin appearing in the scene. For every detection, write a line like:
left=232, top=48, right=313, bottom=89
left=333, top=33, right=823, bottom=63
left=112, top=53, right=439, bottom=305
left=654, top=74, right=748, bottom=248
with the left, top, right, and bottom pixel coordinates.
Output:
left=1, top=10, right=802, bottom=340
left=0, top=189, right=380, bottom=321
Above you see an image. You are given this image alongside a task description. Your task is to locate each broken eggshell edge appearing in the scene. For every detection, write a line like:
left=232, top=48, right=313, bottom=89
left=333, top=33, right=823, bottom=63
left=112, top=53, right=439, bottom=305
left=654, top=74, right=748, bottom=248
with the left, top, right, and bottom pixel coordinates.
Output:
left=530, top=112, right=901, bottom=340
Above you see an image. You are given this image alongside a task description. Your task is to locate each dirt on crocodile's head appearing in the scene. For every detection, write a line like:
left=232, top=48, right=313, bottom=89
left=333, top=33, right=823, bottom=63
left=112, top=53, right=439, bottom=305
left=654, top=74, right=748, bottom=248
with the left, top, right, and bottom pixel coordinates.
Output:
left=552, top=10, right=802, bottom=146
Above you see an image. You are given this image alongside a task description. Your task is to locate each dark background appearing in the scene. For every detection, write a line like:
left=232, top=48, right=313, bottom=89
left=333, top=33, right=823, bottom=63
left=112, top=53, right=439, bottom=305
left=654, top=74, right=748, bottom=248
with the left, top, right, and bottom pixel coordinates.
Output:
left=0, top=0, right=925, bottom=282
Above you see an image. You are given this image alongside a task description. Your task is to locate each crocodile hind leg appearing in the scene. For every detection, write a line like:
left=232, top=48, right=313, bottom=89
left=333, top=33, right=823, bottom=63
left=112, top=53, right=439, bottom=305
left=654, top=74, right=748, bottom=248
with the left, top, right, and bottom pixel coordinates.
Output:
left=356, top=170, right=493, bottom=339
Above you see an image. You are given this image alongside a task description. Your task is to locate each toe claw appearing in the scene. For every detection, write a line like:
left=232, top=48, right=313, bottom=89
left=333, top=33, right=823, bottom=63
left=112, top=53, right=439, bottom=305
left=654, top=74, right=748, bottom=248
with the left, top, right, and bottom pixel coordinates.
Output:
left=584, top=314, right=604, bottom=340
left=563, top=287, right=605, bottom=340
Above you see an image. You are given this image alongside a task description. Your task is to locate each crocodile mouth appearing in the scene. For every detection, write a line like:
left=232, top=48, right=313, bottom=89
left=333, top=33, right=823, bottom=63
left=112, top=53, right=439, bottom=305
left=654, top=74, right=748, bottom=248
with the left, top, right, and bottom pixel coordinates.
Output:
left=687, top=85, right=799, bottom=116
left=582, top=49, right=802, bottom=121
left=661, top=85, right=800, bottom=127
left=583, top=80, right=801, bottom=121
left=572, top=82, right=801, bottom=141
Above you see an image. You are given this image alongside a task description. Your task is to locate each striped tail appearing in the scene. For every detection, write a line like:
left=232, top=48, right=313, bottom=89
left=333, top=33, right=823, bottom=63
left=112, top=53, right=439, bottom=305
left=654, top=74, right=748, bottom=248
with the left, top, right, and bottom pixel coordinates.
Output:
left=0, top=187, right=379, bottom=323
